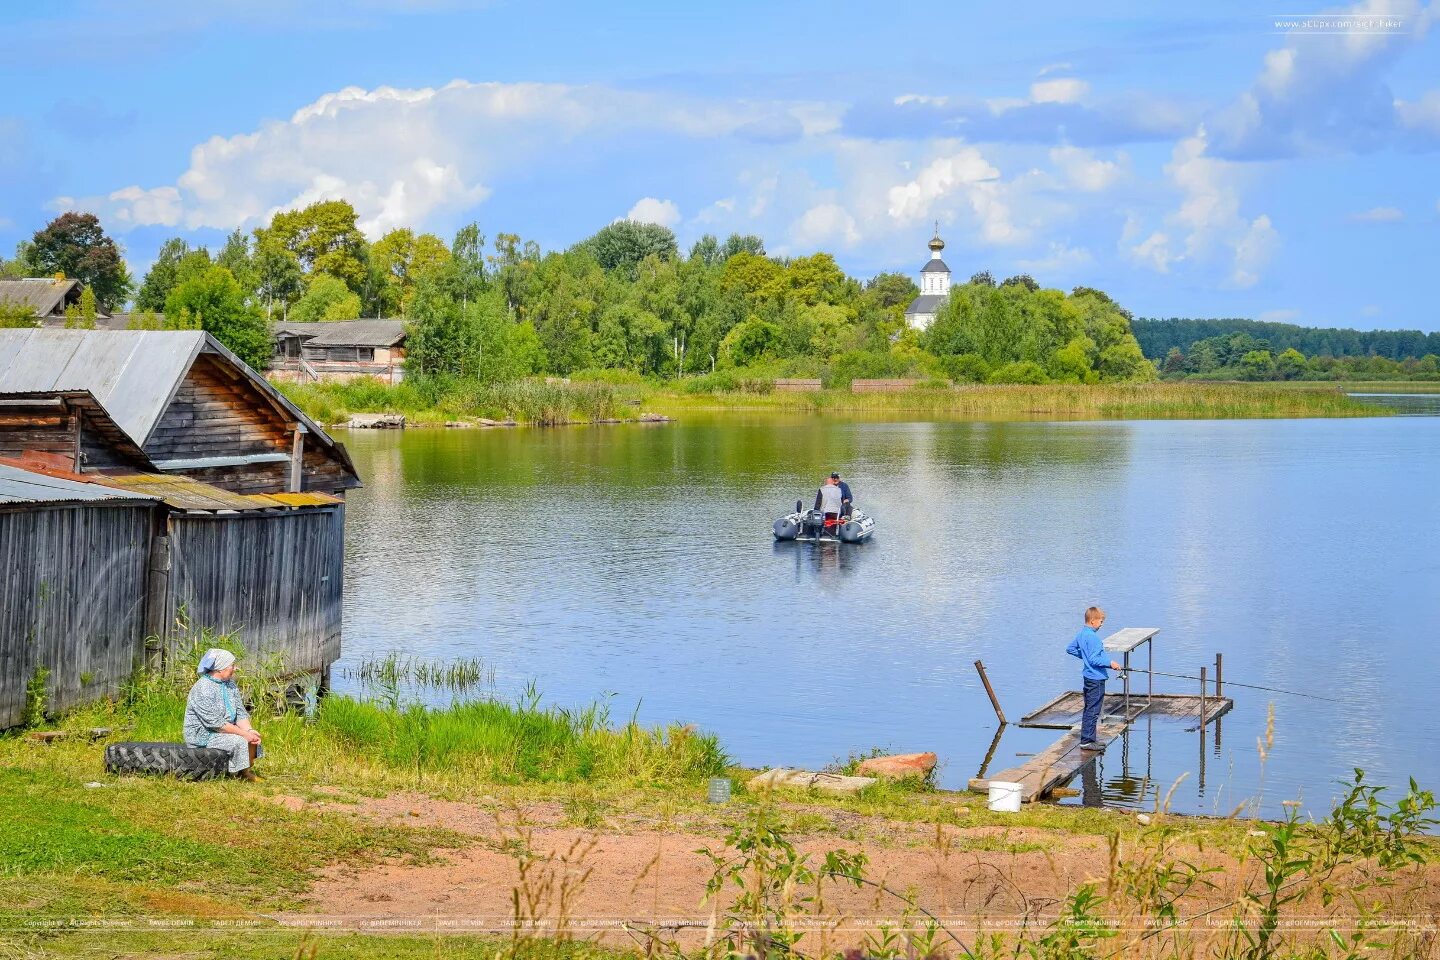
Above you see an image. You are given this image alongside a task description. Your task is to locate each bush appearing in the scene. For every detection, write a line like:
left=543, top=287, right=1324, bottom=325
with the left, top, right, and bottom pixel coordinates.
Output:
left=939, top=352, right=991, bottom=384
left=986, top=360, right=1050, bottom=384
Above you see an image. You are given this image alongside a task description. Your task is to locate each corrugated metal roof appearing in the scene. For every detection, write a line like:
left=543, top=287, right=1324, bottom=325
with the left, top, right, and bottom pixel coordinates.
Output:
left=0, top=332, right=356, bottom=489
left=0, top=330, right=205, bottom=443
left=0, top=463, right=155, bottom=506
left=0, top=279, right=81, bottom=317
left=300, top=319, right=407, bottom=347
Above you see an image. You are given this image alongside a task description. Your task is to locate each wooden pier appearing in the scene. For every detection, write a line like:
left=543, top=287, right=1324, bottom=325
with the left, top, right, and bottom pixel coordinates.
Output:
left=969, top=628, right=1233, bottom=803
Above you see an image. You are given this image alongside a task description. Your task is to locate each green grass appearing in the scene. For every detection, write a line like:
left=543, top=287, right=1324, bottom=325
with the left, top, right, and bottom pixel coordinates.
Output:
left=645, top=382, right=1388, bottom=419
left=274, top=377, right=1391, bottom=427
left=274, top=377, right=626, bottom=426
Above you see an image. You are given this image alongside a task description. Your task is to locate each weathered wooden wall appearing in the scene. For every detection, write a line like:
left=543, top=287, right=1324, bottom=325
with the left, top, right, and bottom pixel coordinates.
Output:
left=0, top=503, right=152, bottom=727
left=145, top=355, right=291, bottom=466
left=159, top=506, right=344, bottom=675
left=0, top=409, right=75, bottom=461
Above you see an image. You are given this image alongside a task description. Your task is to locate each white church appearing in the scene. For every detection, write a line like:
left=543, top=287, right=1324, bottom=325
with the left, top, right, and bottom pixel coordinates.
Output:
left=903, top=226, right=952, bottom=331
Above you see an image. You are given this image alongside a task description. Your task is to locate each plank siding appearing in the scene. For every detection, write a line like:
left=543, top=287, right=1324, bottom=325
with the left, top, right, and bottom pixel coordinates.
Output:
left=144, top=356, right=290, bottom=469
left=160, top=506, right=344, bottom=675
left=0, top=503, right=151, bottom=727
left=0, top=411, right=76, bottom=462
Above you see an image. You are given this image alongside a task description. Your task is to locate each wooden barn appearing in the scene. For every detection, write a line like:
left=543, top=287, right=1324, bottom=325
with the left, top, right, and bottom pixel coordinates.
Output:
left=0, top=329, right=359, bottom=495
left=0, top=331, right=362, bottom=727
left=0, top=465, right=156, bottom=727
left=270, top=319, right=407, bottom=385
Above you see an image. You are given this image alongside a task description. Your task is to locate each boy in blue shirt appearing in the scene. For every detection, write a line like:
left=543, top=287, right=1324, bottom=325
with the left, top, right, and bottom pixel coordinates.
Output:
left=1066, top=605, right=1122, bottom=752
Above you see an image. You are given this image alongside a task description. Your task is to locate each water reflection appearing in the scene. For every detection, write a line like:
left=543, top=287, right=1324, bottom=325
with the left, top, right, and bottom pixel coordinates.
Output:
left=338, top=414, right=1440, bottom=819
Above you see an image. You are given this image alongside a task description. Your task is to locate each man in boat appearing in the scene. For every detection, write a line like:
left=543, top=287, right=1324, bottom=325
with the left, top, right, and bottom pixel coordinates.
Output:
left=830, top=471, right=854, bottom=518
left=1066, top=606, right=1122, bottom=753
left=813, top=475, right=844, bottom=534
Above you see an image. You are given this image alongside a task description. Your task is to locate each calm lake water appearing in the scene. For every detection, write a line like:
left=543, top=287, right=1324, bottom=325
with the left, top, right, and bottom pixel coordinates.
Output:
left=334, top=406, right=1440, bottom=819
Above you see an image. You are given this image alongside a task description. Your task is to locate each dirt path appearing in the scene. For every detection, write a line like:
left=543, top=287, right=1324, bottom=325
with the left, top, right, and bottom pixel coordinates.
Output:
left=268, top=791, right=1440, bottom=949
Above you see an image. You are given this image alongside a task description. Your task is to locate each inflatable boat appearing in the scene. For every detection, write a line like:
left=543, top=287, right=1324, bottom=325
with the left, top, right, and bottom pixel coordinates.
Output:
left=773, top=500, right=875, bottom=543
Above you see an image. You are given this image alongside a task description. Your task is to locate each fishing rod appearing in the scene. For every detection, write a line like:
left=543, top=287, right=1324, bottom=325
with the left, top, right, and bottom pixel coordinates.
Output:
left=1117, top=666, right=1347, bottom=704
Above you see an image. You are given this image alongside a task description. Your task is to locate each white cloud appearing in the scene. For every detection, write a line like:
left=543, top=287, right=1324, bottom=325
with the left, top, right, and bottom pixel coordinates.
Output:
left=1048, top=145, right=1125, bottom=192
left=893, top=93, right=950, bottom=107
left=1029, top=78, right=1089, bottom=105
left=64, top=80, right=839, bottom=237
left=1017, top=241, right=1093, bottom=275
left=1154, top=129, right=1278, bottom=286
left=623, top=197, right=681, bottom=228
left=1209, top=0, right=1439, bottom=158
left=885, top=148, right=999, bottom=220
left=1361, top=304, right=1382, bottom=316
left=791, top=203, right=861, bottom=248
left=1349, top=206, right=1404, bottom=222
left=1259, top=308, right=1301, bottom=322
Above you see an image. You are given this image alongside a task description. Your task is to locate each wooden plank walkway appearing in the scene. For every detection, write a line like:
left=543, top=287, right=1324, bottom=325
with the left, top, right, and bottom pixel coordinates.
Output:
left=1020, top=692, right=1232, bottom=729
left=972, top=692, right=1234, bottom=803
left=970, top=720, right=1128, bottom=802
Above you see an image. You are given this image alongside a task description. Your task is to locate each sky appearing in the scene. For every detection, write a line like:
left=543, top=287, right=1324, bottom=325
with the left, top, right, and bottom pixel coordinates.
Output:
left=1, top=0, right=1437, bottom=330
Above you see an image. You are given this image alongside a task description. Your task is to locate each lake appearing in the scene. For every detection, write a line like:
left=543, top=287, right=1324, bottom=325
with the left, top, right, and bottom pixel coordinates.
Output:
left=334, top=405, right=1440, bottom=819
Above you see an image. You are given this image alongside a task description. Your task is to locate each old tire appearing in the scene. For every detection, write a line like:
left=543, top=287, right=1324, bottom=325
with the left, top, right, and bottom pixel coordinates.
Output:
left=104, top=742, right=230, bottom=780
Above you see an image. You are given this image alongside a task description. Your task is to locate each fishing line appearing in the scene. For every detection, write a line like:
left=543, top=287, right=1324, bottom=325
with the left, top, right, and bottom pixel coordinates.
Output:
left=1119, top=667, right=1349, bottom=704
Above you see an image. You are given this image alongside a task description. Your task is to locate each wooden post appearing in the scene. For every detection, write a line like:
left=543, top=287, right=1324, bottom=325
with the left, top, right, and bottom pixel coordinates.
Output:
left=1214, top=653, right=1223, bottom=697
left=974, top=659, right=1007, bottom=725
left=1199, top=666, right=1208, bottom=730
left=289, top=425, right=306, bottom=493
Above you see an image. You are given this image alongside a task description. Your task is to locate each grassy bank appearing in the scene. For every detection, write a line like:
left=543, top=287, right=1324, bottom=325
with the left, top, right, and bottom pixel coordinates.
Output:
left=275, top=376, right=1389, bottom=426
left=5, top=649, right=1438, bottom=959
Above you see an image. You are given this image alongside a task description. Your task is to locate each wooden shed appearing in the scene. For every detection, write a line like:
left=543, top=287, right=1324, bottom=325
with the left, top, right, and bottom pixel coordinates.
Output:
left=0, top=331, right=362, bottom=727
left=0, top=464, right=156, bottom=727
left=0, top=329, right=360, bottom=495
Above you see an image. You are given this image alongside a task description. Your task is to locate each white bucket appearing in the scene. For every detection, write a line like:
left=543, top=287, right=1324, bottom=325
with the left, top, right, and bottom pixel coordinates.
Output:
left=987, top=780, right=1023, bottom=813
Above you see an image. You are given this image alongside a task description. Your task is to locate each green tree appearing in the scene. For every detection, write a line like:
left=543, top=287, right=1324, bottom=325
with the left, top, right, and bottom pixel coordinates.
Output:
left=370, top=228, right=451, bottom=316
left=257, top=200, right=368, bottom=293
left=987, top=360, right=1050, bottom=384
left=575, top=221, right=677, bottom=278
left=0, top=302, right=38, bottom=328
left=26, top=212, right=132, bottom=310
left=719, top=315, right=780, bottom=367
left=721, top=233, right=766, bottom=260
left=290, top=274, right=362, bottom=322
left=164, top=266, right=270, bottom=369
left=1241, top=349, right=1275, bottom=379
left=135, top=237, right=190, bottom=311
left=254, top=247, right=303, bottom=320
left=216, top=229, right=257, bottom=296
left=1275, top=347, right=1308, bottom=380
left=451, top=222, right=487, bottom=306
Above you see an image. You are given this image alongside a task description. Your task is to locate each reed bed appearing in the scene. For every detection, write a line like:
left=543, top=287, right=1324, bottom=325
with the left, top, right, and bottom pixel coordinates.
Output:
left=275, top=377, right=625, bottom=426
left=649, top=382, right=1387, bottom=419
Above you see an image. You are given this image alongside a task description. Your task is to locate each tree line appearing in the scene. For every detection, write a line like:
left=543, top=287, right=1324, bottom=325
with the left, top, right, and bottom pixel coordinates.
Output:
left=1133, top=317, right=1440, bottom=363
left=1158, top=331, right=1440, bottom=382
left=2, top=202, right=1159, bottom=384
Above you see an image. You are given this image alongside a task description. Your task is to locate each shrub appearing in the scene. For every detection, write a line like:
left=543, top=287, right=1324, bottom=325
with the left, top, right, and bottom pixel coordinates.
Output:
left=986, top=360, right=1050, bottom=384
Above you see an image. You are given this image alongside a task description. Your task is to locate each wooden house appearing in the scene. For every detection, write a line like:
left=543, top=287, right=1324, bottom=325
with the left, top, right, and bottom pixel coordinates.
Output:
left=0, top=278, right=89, bottom=322
left=0, top=330, right=361, bottom=727
left=0, top=329, right=360, bottom=494
left=271, top=319, right=407, bottom=385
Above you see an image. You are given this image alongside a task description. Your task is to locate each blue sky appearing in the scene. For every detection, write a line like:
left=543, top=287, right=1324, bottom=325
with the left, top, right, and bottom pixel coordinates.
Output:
left=2, top=0, right=1437, bottom=330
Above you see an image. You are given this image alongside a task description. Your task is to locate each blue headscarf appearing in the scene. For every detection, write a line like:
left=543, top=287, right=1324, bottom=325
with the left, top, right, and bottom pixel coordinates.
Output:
left=197, top=648, right=237, bottom=676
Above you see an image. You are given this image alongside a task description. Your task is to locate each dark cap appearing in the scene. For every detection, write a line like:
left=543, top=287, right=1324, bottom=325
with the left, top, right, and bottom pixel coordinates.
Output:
left=830, top=471, right=841, bottom=479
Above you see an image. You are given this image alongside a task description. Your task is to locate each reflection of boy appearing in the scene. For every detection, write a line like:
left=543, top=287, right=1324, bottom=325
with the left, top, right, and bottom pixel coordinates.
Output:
left=1066, top=605, right=1122, bottom=752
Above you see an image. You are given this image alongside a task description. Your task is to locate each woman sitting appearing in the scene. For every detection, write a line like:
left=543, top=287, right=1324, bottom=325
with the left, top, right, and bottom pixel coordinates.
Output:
left=184, top=648, right=263, bottom=781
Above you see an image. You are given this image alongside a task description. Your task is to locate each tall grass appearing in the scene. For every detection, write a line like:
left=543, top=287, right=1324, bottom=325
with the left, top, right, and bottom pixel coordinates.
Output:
left=106, top=636, right=726, bottom=790
left=274, top=376, right=626, bottom=426
left=651, top=382, right=1388, bottom=419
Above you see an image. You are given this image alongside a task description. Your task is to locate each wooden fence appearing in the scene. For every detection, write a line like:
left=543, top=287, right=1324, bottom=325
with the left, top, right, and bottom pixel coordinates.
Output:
left=0, top=501, right=345, bottom=729
left=0, top=502, right=152, bottom=727
left=159, top=506, right=344, bottom=673
left=851, top=379, right=925, bottom=393
left=774, top=378, right=823, bottom=392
